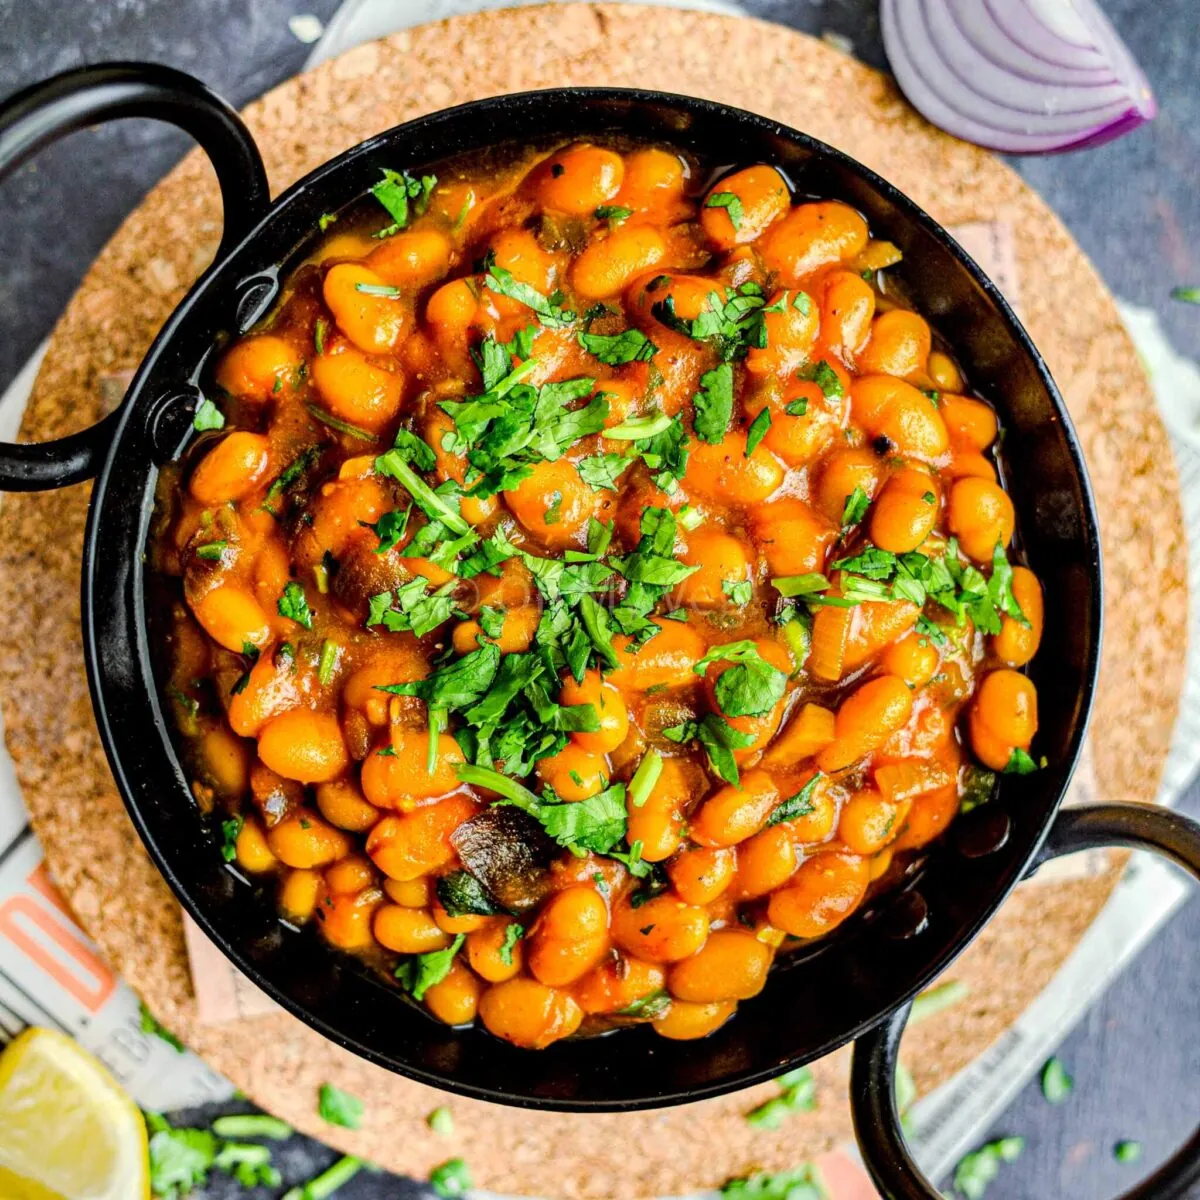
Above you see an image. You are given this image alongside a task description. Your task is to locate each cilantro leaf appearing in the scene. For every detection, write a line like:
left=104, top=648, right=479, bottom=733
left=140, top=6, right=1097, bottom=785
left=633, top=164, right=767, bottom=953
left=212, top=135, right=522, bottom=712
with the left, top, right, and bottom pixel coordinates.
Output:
left=745, top=407, right=771, bottom=456
left=1004, top=747, right=1040, bottom=775
left=146, top=1115, right=217, bottom=1200
left=430, top=1157, right=473, bottom=1198
left=485, top=264, right=575, bottom=328
left=618, top=988, right=672, bottom=1019
left=578, top=452, right=632, bottom=490
left=664, top=714, right=755, bottom=785
left=841, top=486, right=870, bottom=527
left=595, top=204, right=634, bottom=224
left=375, top=448, right=475, bottom=539
left=378, top=642, right=501, bottom=711
left=364, top=506, right=411, bottom=553
left=767, top=774, right=822, bottom=826
left=693, top=641, right=788, bottom=717
left=371, top=168, right=436, bottom=234
left=723, top=578, right=753, bottom=606
left=139, top=1002, right=184, bottom=1052
left=193, top=398, right=225, bottom=432
left=277, top=581, right=313, bottom=629
left=705, top=191, right=744, bottom=229
left=953, top=1137, right=1025, bottom=1200
left=396, top=935, right=465, bottom=1001
left=499, top=922, right=524, bottom=966
left=317, top=1083, right=364, bottom=1129
left=718, top=1165, right=823, bottom=1199
left=693, top=362, right=734, bottom=444
left=797, top=359, right=845, bottom=399
left=577, top=327, right=658, bottom=365
left=635, top=412, right=689, bottom=493
left=391, top=428, right=438, bottom=471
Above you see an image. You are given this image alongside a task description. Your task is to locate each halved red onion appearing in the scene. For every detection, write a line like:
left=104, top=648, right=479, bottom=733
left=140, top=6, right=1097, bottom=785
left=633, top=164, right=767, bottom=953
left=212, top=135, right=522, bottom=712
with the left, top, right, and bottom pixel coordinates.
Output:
left=880, top=0, right=1156, bottom=154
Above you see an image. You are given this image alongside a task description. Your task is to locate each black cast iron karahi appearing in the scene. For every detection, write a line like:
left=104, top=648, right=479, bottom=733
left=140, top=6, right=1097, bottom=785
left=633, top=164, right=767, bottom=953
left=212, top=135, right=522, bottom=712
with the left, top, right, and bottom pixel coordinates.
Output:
left=0, top=62, right=1197, bottom=1200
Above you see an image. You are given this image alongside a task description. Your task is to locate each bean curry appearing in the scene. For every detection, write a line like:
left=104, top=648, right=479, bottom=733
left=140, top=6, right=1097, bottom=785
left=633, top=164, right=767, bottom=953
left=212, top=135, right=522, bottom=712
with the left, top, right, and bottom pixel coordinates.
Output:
left=151, top=138, right=1043, bottom=1049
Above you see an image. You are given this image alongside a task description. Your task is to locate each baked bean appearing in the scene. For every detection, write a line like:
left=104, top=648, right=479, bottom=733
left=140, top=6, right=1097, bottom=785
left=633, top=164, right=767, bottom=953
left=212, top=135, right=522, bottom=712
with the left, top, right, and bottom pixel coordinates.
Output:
left=324, top=853, right=375, bottom=894
left=196, top=726, right=251, bottom=799
left=310, top=344, right=403, bottom=432
left=969, top=669, right=1038, bottom=770
left=215, top=334, right=302, bottom=402
left=821, top=269, right=876, bottom=358
left=685, top=431, right=785, bottom=505
left=424, top=959, right=482, bottom=1025
left=992, top=567, right=1043, bottom=666
left=691, top=770, right=780, bottom=847
left=322, top=262, right=408, bottom=354
left=762, top=703, right=836, bottom=768
left=700, top=166, right=790, bottom=250
left=667, top=846, right=736, bottom=905
left=279, top=868, right=321, bottom=922
left=536, top=744, right=609, bottom=801
left=257, top=709, right=349, bottom=784
left=575, top=956, right=666, bottom=1015
left=627, top=756, right=692, bottom=862
left=504, top=459, right=599, bottom=550
left=266, top=809, right=352, bottom=868
left=838, top=789, right=907, bottom=855
left=852, top=375, right=949, bottom=461
left=856, top=310, right=932, bottom=380
left=733, top=825, right=799, bottom=899
left=193, top=586, right=272, bottom=655
left=366, top=794, right=480, bottom=881
left=235, top=817, right=277, bottom=873
left=751, top=498, right=838, bottom=578
left=560, top=671, right=629, bottom=754
left=928, top=351, right=964, bottom=393
left=190, top=432, right=270, bottom=506
left=316, top=886, right=380, bottom=951
left=674, top=529, right=750, bottom=608
left=880, top=631, right=939, bottom=688
left=478, top=977, right=583, bottom=1048
left=367, top=228, right=453, bottom=288
left=767, top=851, right=870, bottom=938
left=760, top=201, right=869, bottom=284
left=614, top=147, right=689, bottom=217
left=530, top=145, right=624, bottom=214
left=315, top=778, right=381, bottom=833
left=572, top=224, right=666, bottom=299
left=607, top=621, right=705, bottom=691
left=939, top=393, right=997, bottom=450
left=611, top=893, right=709, bottom=962
left=813, top=447, right=884, bottom=523
left=668, top=930, right=771, bottom=1002
left=817, top=675, right=914, bottom=773
left=383, top=876, right=432, bottom=908
left=374, top=904, right=452, bottom=954
left=467, top=919, right=525, bottom=983
left=948, top=476, right=1015, bottom=562
left=359, top=730, right=464, bottom=810
left=870, top=468, right=941, bottom=553
left=652, top=999, right=736, bottom=1040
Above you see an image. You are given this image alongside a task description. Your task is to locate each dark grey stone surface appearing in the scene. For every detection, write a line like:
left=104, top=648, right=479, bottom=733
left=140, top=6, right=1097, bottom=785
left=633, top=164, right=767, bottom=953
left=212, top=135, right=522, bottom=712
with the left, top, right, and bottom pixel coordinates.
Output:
left=2, top=2, right=1195, bottom=1196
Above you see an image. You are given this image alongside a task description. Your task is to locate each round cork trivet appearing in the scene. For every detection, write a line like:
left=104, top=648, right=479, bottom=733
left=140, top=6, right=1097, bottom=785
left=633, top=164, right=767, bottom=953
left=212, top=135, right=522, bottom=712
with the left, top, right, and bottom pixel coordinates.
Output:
left=0, top=7, right=1186, bottom=1196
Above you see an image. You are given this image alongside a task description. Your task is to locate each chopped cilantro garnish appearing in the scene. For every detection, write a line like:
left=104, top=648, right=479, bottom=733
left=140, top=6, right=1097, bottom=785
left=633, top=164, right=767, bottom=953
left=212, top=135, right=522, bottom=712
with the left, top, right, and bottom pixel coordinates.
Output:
left=1114, top=1140, right=1142, bottom=1163
left=618, top=988, right=672, bottom=1019
left=841, top=485, right=870, bottom=527
left=578, top=452, right=632, bottom=490
left=364, top=506, right=411, bottom=553
left=430, top=1157, right=473, bottom=1198
left=744, top=1066, right=817, bottom=1128
left=784, top=396, right=809, bottom=416
left=1040, top=1056, right=1073, bottom=1104
left=705, top=191, right=744, bottom=229
left=635, top=411, right=689, bottom=493
left=484, top=264, right=575, bottom=328
left=745, top=407, right=771, bottom=456
left=396, top=934, right=465, bottom=1000
left=436, top=870, right=505, bottom=917
left=723, top=578, right=753, bottom=606
left=318, top=212, right=338, bottom=232
left=317, top=1083, right=363, bottom=1129
left=371, top=167, right=436, bottom=236
left=628, top=750, right=664, bottom=808
left=1004, top=747, right=1039, bottom=774
left=355, top=281, right=402, bottom=297
left=195, top=540, right=227, bottom=561
left=277, top=581, right=313, bottom=629
left=139, top=1002, right=184, bottom=1052
left=798, top=359, right=845, bottom=399
left=375, top=448, right=475, bottom=538
left=577, top=327, right=657, bottom=364
left=772, top=573, right=830, bottom=598
left=498, top=921, right=524, bottom=966
left=317, top=639, right=339, bottom=686
left=663, top=714, right=755, bottom=785
left=693, top=641, right=788, bottom=717
left=193, top=398, right=225, bottom=432
left=305, top=403, right=375, bottom=443
left=595, top=204, right=634, bottom=224
left=693, top=362, right=734, bottom=444
left=718, top=1164, right=823, bottom=1198
left=1171, top=286, right=1200, bottom=305
left=767, top=773, right=822, bottom=826
left=952, top=1137, right=1024, bottom=1200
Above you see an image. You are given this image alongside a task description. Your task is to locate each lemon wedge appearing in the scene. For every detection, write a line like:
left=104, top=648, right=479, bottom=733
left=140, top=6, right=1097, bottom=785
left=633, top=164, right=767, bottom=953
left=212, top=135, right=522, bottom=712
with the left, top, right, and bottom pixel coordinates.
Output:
left=0, top=1028, right=150, bottom=1200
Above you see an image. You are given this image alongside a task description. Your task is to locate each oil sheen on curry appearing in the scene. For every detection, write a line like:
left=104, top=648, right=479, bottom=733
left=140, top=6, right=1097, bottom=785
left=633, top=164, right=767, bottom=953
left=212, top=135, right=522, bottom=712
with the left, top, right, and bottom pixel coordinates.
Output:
left=150, top=138, right=1043, bottom=1049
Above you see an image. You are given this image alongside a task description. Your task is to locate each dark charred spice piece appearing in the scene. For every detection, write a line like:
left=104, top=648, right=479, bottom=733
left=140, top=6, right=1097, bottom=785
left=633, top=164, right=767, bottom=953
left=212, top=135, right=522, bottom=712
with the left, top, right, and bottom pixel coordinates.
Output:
left=449, top=806, right=558, bottom=915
